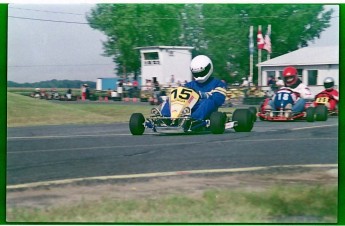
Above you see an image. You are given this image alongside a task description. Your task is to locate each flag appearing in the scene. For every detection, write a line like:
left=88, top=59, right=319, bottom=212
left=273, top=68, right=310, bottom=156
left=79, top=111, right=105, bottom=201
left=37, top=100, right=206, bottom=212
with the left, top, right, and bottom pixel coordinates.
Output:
left=257, top=29, right=265, bottom=49
left=263, top=26, right=272, bottom=53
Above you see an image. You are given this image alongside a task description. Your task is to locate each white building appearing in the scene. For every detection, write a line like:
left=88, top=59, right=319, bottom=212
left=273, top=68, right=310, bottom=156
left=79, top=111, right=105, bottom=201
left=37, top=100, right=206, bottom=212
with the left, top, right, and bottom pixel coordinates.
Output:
left=135, top=46, right=194, bottom=87
left=258, top=46, right=339, bottom=94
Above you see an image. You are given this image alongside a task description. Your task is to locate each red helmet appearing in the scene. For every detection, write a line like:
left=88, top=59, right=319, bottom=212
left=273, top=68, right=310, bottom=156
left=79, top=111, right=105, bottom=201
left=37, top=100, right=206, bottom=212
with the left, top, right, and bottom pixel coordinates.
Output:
left=282, top=66, right=298, bottom=86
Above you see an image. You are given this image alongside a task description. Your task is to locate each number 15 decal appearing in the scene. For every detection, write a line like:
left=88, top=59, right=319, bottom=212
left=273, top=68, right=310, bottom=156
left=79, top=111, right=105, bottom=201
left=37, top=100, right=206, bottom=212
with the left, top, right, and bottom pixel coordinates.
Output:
left=170, top=87, right=193, bottom=100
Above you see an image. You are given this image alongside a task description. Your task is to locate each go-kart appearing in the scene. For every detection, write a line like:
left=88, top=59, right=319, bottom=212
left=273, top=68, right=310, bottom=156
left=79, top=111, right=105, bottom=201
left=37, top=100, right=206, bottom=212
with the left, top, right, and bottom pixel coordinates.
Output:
left=313, top=91, right=338, bottom=118
left=257, top=91, right=318, bottom=122
left=129, top=87, right=255, bottom=135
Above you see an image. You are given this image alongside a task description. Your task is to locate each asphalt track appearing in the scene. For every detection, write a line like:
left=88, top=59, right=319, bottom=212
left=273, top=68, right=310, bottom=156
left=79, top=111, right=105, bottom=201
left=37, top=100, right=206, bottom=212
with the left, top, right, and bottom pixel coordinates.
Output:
left=7, top=117, right=338, bottom=187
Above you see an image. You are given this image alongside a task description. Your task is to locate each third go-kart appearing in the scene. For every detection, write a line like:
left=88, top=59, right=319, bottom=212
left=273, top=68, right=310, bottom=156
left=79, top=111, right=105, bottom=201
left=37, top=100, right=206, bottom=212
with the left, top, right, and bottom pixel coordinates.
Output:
left=129, top=87, right=255, bottom=135
left=313, top=91, right=337, bottom=119
left=257, top=89, right=326, bottom=122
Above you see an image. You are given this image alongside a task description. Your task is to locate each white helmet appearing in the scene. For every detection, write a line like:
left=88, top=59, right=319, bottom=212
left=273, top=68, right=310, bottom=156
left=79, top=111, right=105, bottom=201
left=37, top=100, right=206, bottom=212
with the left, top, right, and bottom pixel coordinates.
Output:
left=323, top=77, right=334, bottom=90
left=190, top=55, right=213, bottom=83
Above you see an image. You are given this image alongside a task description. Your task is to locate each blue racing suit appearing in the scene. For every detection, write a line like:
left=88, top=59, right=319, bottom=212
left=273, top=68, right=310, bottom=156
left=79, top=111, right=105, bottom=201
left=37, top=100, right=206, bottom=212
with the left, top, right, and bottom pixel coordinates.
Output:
left=161, top=77, right=227, bottom=121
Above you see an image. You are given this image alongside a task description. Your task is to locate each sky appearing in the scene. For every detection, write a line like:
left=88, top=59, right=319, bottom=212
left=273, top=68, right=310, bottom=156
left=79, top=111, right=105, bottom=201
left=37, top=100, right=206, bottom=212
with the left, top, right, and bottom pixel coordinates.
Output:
left=7, top=3, right=339, bottom=83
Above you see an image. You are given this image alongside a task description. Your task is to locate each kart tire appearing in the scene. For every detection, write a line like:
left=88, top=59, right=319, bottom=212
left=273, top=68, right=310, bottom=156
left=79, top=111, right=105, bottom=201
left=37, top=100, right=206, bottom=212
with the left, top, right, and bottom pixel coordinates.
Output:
left=210, top=112, right=226, bottom=134
left=248, top=106, right=257, bottom=122
left=232, top=109, right=254, bottom=132
left=315, top=105, right=328, bottom=121
left=129, top=113, right=145, bottom=135
left=305, top=107, right=315, bottom=122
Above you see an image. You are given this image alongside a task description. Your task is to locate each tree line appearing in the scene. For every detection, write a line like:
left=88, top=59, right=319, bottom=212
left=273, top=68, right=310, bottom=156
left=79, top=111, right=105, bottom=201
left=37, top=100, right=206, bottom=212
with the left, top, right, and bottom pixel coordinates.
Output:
left=86, top=4, right=333, bottom=83
left=7, top=80, right=96, bottom=89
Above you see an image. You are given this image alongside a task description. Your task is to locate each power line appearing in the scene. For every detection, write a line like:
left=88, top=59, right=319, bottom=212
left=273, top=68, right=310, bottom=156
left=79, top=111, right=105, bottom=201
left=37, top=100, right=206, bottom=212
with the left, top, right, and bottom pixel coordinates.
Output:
left=8, top=63, right=114, bottom=68
left=8, top=16, right=89, bottom=24
left=9, top=6, right=85, bottom=16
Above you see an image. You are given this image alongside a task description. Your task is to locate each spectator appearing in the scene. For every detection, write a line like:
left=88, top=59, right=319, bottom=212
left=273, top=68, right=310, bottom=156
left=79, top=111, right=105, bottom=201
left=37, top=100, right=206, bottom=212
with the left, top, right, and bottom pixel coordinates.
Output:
left=66, top=88, right=72, bottom=100
left=276, top=76, right=284, bottom=87
left=240, top=77, right=249, bottom=97
left=117, top=80, right=123, bottom=98
left=132, top=79, right=139, bottom=90
left=81, top=84, right=87, bottom=100
left=107, top=88, right=112, bottom=98
left=170, top=74, right=175, bottom=87
left=267, top=76, right=277, bottom=92
left=85, top=84, right=90, bottom=99
left=153, top=78, right=161, bottom=104
left=240, top=77, right=249, bottom=87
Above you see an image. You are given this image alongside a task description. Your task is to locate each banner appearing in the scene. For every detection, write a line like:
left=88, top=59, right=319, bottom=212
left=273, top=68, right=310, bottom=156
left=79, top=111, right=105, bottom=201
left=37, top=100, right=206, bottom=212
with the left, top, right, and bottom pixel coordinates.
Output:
left=257, top=29, right=265, bottom=49
left=263, top=25, right=272, bottom=53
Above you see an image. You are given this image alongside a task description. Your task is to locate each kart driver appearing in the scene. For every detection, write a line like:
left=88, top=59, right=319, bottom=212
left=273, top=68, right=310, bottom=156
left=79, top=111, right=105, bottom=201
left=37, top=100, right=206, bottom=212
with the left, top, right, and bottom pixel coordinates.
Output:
left=160, top=55, right=227, bottom=127
left=314, top=77, right=339, bottom=110
left=266, top=66, right=314, bottom=113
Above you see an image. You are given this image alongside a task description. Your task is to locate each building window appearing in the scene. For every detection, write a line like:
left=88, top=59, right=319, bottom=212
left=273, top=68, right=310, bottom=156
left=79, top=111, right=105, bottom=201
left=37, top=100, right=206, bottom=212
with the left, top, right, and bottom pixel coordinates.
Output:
left=143, top=52, right=160, bottom=65
left=307, top=70, right=318, bottom=85
left=267, top=71, right=275, bottom=78
left=144, top=52, right=159, bottom=60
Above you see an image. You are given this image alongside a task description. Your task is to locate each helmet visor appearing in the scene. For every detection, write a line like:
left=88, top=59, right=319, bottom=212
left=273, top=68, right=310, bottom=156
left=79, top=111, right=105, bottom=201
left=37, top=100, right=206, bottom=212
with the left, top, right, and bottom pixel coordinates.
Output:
left=192, top=64, right=211, bottom=78
left=284, top=75, right=295, bottom=83
left=324, top=81, right=334, bottom=89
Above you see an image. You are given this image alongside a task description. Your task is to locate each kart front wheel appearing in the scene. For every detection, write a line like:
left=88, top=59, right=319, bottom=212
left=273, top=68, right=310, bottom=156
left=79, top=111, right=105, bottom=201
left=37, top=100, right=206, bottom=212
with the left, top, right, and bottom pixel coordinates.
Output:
left=210, top=112, right=226, bottom=134
left=305, top=107, right=315, bottom=122
left=129, top=113, right=145, bottom=135
left=232, top=109, right=254, bottom=132
left=315, top=105, right=328, bottom=121
left=248, top=106, right=257, bottom=122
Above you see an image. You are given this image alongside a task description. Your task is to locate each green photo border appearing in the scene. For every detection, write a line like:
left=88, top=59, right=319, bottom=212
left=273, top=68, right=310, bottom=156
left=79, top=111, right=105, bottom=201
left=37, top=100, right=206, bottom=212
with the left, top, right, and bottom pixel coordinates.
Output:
left=0, top=3, right=7, bottom=225
left=0, top=3, right=343, bottom=225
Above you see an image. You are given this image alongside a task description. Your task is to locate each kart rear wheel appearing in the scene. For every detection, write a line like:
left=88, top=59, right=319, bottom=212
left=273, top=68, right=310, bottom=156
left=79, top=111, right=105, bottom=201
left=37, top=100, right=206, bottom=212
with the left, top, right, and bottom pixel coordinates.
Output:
left=248, top=106, right=257, bottom=122
left=210, top=112, right=226, bottom=134
left=305, top=107, right=315, bottom=122
left=129, top=113, right=145, bottom=135
left=315, top=105, right=328, bottom=121
left=232, top=109, right=254, bottom=132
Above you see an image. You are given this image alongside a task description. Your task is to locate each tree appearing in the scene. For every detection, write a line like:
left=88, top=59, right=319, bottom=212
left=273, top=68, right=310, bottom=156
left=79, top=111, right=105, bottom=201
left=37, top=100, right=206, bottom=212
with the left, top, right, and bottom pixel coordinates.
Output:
left=87, top=4, right=184, bottom=79
left=87, top=4, right=333, bottom=83
left=200, top=4, right=333, bottom=82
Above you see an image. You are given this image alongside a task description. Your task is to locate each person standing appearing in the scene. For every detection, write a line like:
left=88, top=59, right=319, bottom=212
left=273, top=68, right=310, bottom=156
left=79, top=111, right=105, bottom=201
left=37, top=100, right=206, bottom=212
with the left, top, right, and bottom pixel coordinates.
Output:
left=117, top=80, right=123, bottom=98
left=81, top=84, right=87, bottom=100
left=153, top=78, right=161, bottom=104
left=170, top=74, right=175, bottom=87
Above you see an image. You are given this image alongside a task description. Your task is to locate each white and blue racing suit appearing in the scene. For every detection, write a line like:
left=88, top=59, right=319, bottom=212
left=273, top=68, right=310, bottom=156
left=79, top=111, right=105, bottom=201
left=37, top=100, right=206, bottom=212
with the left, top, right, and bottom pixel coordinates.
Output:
left=161, top=77, right=227, bottom=121
left=268, top=80, right=314, bottom=112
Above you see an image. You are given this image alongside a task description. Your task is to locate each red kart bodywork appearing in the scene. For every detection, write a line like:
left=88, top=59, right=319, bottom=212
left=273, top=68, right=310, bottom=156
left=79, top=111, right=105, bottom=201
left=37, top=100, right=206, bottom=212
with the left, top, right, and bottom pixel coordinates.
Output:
left=258, top=98, right=313, bottom=121
left=313, top=92, right=338, bottom=116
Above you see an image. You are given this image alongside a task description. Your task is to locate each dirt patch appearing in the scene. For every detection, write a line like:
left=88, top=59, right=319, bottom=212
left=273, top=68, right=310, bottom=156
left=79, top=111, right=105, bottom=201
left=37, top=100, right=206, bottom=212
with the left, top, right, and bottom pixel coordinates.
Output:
left=7, top=166, right=338, bottom=209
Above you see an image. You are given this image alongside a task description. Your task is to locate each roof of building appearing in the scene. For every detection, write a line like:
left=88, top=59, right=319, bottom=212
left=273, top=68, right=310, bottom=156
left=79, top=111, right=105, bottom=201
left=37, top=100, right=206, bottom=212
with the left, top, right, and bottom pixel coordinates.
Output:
left=258, top=45, right=339, bottom=67
left=134, top=46, right=194, bottom=50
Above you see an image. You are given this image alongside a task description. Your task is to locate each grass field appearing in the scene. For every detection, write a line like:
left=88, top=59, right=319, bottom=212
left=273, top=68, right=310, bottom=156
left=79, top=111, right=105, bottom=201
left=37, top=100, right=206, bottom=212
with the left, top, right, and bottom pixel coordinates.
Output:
left=7, top=92, right=153, bottom=127
left=7, top=184, right=337, bottom=223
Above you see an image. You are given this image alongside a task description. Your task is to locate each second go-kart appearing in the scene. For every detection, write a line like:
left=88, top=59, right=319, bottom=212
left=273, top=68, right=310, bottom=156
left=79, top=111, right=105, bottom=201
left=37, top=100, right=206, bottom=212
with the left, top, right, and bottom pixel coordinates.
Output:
left=258, top=89, right=319, bottom=122
left=129, top=87, right=255, bottom=135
